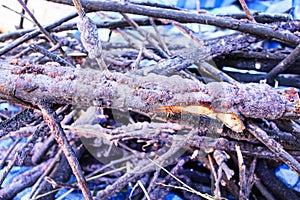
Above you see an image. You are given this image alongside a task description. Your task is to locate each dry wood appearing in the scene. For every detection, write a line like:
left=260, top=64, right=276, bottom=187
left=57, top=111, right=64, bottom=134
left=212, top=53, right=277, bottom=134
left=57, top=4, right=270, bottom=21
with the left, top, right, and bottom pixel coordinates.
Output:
left=0, top=1, right=300, bottom=199
left=0, top=61, right=299, bottom=134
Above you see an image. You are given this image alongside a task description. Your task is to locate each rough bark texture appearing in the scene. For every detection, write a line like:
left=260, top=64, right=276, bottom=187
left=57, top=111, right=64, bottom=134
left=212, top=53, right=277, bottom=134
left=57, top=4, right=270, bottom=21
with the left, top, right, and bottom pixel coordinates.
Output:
left=0, top=61, right=299, bottom=121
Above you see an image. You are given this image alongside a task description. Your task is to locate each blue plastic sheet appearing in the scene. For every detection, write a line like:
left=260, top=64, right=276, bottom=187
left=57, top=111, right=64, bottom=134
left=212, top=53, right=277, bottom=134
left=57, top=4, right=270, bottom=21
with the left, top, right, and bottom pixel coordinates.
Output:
left=275, top=164, right=300, bottom=192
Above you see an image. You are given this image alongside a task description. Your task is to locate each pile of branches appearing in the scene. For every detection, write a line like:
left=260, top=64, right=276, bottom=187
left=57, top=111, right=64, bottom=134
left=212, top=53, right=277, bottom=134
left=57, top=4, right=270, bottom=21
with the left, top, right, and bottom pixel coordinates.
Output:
left=0, top=0, right=300, bottom=199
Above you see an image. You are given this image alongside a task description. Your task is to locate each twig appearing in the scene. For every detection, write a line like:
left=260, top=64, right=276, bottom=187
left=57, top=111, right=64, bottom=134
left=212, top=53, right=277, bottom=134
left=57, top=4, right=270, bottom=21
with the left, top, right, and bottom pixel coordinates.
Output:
left=170, top=20, right=204, bottom=46
left=72, top=0, right=85, bottom=19
left=266, top=42, right=300, bottom=84
left=145, top=168, right=160, bottom=196
left=247, top=157, right=257, bottom=196
left=0, top=138, right=21, bottom=169
left=0, top=12, right=77, bottom=56
left=208, top=153, right=221, bottom=197
left=16, top=0, right=55, bottom=45
left=29, top=44, right=75, bottom=68
left=16, top=0, right=64, bottom=56
left=239, top=0, right=256, bottom=22
left=19, top=0, right=29, bottom=29
left=29, top=149, right=63, bottom=199
left=247, top=121, right=300, bottom=175
left=148, top=157, right=215, bottom=200
left=256, top=160, right=299, bottom=199
left=1, top=3, right=33, bottom=25
left=217, top=12, right=292, bottom=23
left=38, top=102, right=93, bottom=200
left=235, top=145, right=247, bottom=199
left=131, top=45, right=144, bottom=70
left=196, top=61, right=238, bottom=84
left=121, top=13, right=169, bottom=58
left=0, top=18, right=164, bottom=42
left=115, top=28, right=161, bottom=61
left=138, top=180, right=151, bottom=200
left=121, top=13, right=169, bottom=59
left=149, top=18, right=170, bottom=55
left=0, top=161, right=49, bottom=199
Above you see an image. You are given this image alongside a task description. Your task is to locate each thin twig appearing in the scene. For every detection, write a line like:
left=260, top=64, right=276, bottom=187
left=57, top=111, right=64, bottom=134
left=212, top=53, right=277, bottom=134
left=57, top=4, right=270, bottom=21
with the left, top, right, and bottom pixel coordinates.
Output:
left=1, top=4, right=33, bottom=25
left=149, top=17, right=170, bottom=55
left=239, top=0, right=256, bottom=22
left=131, top=44, right=144, bottom=70
left=266, top=42, right=300, bottom=84
left=0, top=138, right=21, bottom=169
left=29, top=149, right=62, bottom=199
left=149, top=157, right=215, bottom=200
left=19, top=0, right=29, bottom=29
left=29, top=44, right=75, bottom=68
left=16, top=0, right=58, bottom=46
left=72, top=0, right=86, bottom=19
left=115, top=28, right=161, bottom=61
left=170, top=20, right=204, bottom=46
left=121, top=13, right=169, bottom=59
left=236, top=145, right=247, bottom=199
left=0, top=12, right=77, bottom=56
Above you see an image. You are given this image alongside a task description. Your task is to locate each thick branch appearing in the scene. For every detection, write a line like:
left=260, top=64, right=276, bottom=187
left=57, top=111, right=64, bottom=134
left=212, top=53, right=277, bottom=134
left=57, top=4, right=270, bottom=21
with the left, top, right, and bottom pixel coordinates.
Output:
left=0, top=62, right=299, bottom=125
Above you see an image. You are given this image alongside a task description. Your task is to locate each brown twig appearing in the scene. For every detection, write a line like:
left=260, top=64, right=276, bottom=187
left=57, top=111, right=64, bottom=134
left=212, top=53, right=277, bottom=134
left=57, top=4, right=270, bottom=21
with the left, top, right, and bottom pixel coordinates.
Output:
left=170, top=20, right=204, bottom=46
left=38, top=102, right=93, bottom=200
left=72, top=0, right=85, bottom=19
left=28, top=149, right=62, bottom=199
left=236, top=145, right=247, bottom=199
left=239, top=0, right=256, bottom=22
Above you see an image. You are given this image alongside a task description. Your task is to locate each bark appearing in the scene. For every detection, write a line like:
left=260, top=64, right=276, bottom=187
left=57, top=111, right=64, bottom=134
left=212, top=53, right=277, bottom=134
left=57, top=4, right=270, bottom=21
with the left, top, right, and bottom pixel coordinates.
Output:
left=0, top=61, right=299, bottom=132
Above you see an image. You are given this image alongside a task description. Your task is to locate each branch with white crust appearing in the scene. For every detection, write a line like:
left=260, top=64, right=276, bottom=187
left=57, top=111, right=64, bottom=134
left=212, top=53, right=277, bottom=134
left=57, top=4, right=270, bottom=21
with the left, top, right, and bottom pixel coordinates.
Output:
left=0, top=61, right=299, bottom=133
